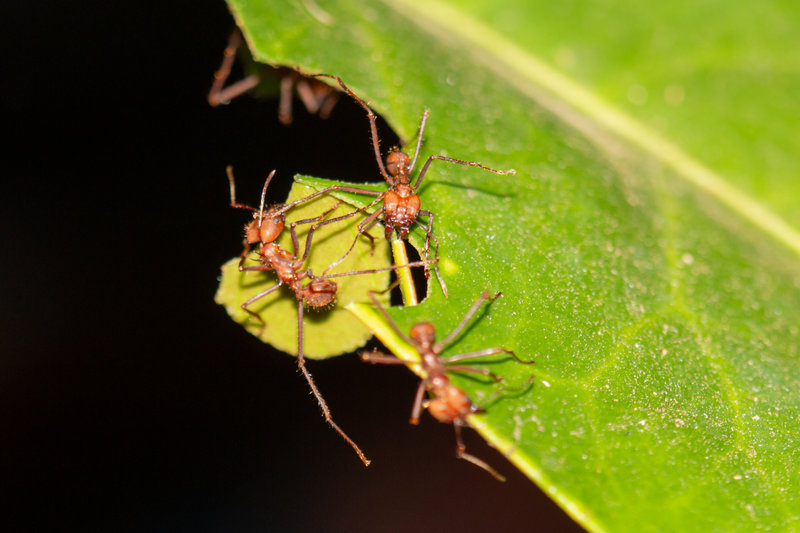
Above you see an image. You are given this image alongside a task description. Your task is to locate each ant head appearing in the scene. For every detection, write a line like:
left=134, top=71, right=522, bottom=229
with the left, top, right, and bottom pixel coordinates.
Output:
left=385, top=149, right=410, bottom=180
left=410, top=322, right=436, bottom=349
left=301, top=278, right=338, bottom=308
left=245, top=209, right=285, bottom=244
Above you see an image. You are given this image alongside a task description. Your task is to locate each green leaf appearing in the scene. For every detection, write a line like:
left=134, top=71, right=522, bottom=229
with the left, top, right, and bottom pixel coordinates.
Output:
left=226, top=1, right=800, bottom=531
left=215, top=181, right=391, bottom=359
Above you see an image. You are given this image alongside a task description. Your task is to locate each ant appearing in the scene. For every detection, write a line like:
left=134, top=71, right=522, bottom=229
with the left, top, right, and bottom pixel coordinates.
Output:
left=310, top=74, right=517, bottom=299
left=208, top=29, right=339, bottom=125
left=229, top=169, right=435, bottom=466
left=361, top=290, right=534, bottom=481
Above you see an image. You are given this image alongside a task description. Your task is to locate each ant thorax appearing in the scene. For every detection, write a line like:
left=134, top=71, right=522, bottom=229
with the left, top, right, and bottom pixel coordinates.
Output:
left=258, top=242, right=297, bottom=281
left=382, top=186, right=421, bottom=240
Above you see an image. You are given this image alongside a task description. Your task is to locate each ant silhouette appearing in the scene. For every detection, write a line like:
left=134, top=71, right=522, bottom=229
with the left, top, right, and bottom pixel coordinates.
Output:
left=360, top=290, right=534, bottom=480
left=208, top=29, right=339, bottom=125
left=307, top=74, right=517, bottom=299
left=229, top=169, right=436, bottom=466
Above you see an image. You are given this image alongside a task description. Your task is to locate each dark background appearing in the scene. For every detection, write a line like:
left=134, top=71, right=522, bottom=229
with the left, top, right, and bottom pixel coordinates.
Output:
left=2, top=1, right=582, bottom=531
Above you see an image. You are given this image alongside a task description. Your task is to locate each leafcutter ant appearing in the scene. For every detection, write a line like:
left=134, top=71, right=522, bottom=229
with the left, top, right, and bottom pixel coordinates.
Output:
left=361, top=290, right=533, bottom=480
left=229, top=170, right=436, bottom=466
left=208, top=29, right=339, bottom=125
left=310, top=74, right=516, bottom=299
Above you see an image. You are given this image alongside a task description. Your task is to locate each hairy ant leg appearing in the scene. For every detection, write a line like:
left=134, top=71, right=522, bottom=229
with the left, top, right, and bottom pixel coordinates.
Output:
left=293, top=74, right=340, bottom=119
left=295, top=299, right=370, bottom=465
left=208, top=29, right=339, bottom=126
left=208, top=30, right=260, bottom=107
left=453, top=422, right=506, bottom=482
left=433, top=291, right=501, bottom=350
left=239, top=281, right=283, bottom=331
left=413, top=155, right=516, bottom=191
left=208, top=30, right=340, bottom=124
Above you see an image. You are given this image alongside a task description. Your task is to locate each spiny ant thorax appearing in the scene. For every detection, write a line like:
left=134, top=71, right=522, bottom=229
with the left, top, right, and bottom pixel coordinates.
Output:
left=383, top=186, right=421, bottom=240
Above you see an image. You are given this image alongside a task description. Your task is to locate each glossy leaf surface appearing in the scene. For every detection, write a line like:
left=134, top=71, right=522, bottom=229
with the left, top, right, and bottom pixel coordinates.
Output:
left=224, top=1, right=800, bottom=531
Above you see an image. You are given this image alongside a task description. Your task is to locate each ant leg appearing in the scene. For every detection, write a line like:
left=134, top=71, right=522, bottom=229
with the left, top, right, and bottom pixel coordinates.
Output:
left=323, top=258, right=436, bottom=280
left=208, top=30, right=260, bottom=106
left=409, top=379, right=427, bottom=425
left=238, top=262, right=273, bottom=274
left=443, top=347, right=534, bottom=365
left=434, top=292, right=499, bottom=352
left=413, top=155, right=516, bottom=192
left=478, top=375, right=536, bottom=410
left=453, top=423, right=506, bottom=482
left=286, top=199, right=348, bottom=261
left=277, top=185, right=382, bottom=215
left=365, top=290, right=416, bottom=347
left=312, top=74, right=391, bottom=182
left=321, top=208, right=383, bottom=276
left=445, top=365, right=502, bottom=383
left=360, top=350, right=408, bottom=365
left=296, top=301, right=371, bottom=466
left=236, top=238, right=255, bottom=269
left=240, top=282, right=283, bottom=332
left=295, top=204, right=368, bottom=268
left=318, top=91, right=339, bottom=119
left=294, top=78, right=323, bottom=114
left=278, top=73, right=296, bottom=125
left=417, top=210, right=448, bottom=298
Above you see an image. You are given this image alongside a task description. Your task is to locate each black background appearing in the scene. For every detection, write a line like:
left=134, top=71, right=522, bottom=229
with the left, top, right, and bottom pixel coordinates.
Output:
left=2, top=1, right=583, bottom=531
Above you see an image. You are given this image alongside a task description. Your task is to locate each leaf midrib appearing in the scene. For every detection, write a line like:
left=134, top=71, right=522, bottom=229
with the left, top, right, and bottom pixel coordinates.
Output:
left=385, top=0, right=800, bottom=258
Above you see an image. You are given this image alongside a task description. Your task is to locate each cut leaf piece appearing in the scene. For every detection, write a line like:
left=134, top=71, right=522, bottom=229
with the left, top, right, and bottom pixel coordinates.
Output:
left=215, top=180, right=391, bottom=359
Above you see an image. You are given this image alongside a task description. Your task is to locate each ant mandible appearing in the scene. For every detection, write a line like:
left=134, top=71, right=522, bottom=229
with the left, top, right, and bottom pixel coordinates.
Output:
left=229, top=170, right=436, bottom=466
left=311, top=74, right=517, bottom=299
left=208, top=29, right=339, bottom=125
left=360, top=290, right=534, bottom=480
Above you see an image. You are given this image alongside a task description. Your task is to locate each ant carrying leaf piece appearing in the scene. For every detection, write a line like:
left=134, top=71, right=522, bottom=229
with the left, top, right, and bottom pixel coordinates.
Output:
left=208, top=29, right=339, bottom=125
left=216, top=177, right=389, bottom=358
left=358, top=290, right=534, bottom=480
left=218, top=170, right=436, bottom=466
left=309, top=74, right=517, bottom=301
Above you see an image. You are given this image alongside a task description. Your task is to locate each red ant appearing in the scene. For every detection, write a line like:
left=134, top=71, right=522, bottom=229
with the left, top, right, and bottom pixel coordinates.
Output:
left=228, top=169, right=435, bottom=466
left=361, top=290, right=534, bottom=481
left=309, top=74, right=517, bottom=298
left=208, top=29, right=339, bottom=125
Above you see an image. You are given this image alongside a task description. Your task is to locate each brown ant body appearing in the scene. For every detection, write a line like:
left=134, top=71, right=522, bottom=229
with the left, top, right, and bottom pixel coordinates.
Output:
left=208, top=30, right=339, bottom=125
left=310, top=74, right=517, bottom=298
left=228, top=169, right=435, bottom=466
left=361, top=291, right=534, bottom=481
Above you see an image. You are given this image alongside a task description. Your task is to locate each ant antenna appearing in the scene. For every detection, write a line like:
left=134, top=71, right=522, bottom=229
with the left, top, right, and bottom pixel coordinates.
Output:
left=257, top=169, right=278, bottom=228
left=408, top=109, right=429, bottom=176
